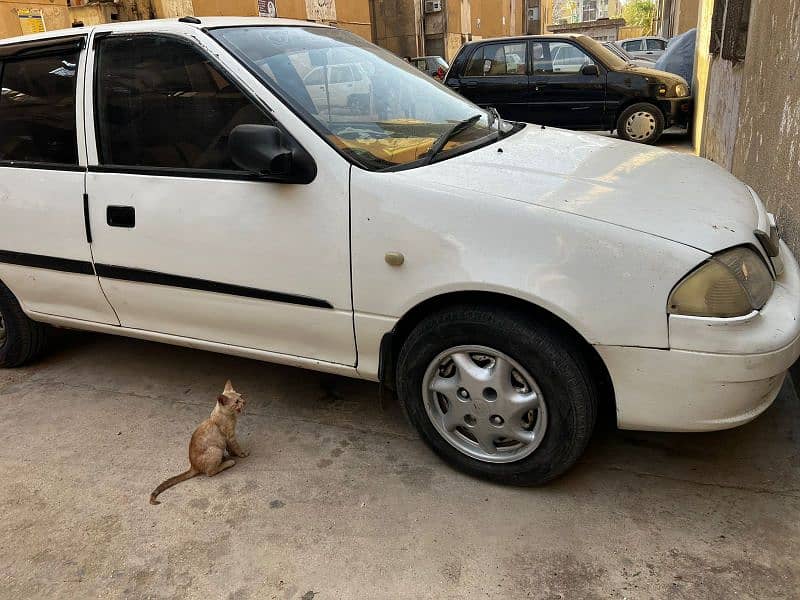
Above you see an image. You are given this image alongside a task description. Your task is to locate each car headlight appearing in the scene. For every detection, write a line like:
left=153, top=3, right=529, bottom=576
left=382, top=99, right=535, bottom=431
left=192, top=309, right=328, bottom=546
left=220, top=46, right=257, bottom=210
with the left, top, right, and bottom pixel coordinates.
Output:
left=668, top=247, right=774, bottom=317
left=674, top=83, right=690, bottom=97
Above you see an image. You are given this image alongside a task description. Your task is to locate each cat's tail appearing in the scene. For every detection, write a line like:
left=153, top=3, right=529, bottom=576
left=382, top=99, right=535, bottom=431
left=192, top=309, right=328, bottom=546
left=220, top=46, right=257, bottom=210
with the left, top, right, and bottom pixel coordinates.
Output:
left=149, top=469, right=198, bottom=505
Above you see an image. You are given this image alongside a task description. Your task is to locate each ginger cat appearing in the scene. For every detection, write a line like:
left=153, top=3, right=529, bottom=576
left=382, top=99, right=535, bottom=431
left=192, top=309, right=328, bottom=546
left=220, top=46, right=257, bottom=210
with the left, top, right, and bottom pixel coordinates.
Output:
left=150, top=380, right=248, bottom=505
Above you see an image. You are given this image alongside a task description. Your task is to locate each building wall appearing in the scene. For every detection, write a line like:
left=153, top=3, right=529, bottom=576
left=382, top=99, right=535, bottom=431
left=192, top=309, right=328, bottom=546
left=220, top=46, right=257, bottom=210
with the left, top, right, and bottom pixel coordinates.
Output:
left=193, top=0, right=373, bottom=41
left=674, top=0, right=698, bottom=32
left=68, top=2, right=120, bottom=26
left=696, top=0, right=800, bottom=254
left=473, top=0, right=521, bottom=39
left=0, top=0, right=70, bottom=38
left=371, top=0, right=419, bottom=56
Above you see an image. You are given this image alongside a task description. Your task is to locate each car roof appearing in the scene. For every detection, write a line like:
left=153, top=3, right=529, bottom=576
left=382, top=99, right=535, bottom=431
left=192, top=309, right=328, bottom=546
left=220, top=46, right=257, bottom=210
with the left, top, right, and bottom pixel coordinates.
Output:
left=460, top=33, right=588, bottom=48
left=0, top=16, right=326, bottom=47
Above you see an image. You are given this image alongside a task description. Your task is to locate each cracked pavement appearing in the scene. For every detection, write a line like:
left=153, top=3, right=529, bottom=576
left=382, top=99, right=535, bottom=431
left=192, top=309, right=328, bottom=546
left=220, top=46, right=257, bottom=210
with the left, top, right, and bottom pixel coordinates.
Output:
left=2, top=330, right=799, bottom=598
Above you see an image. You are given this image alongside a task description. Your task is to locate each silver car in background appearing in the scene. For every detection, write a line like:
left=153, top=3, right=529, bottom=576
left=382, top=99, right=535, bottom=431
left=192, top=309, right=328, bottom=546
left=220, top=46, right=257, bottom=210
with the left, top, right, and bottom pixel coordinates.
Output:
left=616, top=36, right=668, bottom=60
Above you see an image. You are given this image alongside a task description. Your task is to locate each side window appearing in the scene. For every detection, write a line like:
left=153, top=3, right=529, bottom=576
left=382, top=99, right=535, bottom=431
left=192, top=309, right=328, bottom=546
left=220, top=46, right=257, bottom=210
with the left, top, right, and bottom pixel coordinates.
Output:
left=413, top=59, right=427, bottom=71
left=94, top=35, right=272, bottom=171
left=621, top=40, right=641, bottom=52
left=646, top=39, right=666, bottom=51
left=0, top=49, right=80, bottom=164
left=464, top=43, right=527, bottom=77
left=330, top=65, right=353, bottom=84
left=304, top=66, right=324, bottom=85
left=534, top=42, right=595, bottom=75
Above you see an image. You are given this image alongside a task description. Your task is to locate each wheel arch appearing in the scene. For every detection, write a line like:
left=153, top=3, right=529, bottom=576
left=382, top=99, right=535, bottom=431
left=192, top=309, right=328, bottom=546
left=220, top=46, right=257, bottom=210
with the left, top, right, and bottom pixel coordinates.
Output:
left=378, top=290, right=616, bottom=424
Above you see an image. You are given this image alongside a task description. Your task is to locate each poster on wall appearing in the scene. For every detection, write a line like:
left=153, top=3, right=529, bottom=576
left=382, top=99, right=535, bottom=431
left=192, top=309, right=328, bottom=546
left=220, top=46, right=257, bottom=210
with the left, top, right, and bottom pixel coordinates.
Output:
left=17, top=9, right=46, bottom=35
left=258, top=0, right=278, bottom=17
left=305, top=0, right=336, bottom=21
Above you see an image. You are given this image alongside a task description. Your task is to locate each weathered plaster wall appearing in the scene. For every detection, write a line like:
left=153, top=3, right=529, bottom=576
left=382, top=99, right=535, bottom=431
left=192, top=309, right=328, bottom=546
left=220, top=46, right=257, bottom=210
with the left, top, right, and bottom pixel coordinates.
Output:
left=700, top=57, right=742, bottom=170
left=372, top=0, right=419, bottom=56
left=0, top=0, right=70, bottom=38
left=730, top=3, right=800, bottom=252
left=698, top=0, right=800, bottom=254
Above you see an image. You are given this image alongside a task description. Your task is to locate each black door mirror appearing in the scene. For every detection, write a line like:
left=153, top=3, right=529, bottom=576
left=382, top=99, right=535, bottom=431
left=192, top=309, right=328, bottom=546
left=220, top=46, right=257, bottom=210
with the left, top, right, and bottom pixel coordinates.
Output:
left=581, top=64, right=600, bottom=76
left=229, top=124, right=316, bottom=183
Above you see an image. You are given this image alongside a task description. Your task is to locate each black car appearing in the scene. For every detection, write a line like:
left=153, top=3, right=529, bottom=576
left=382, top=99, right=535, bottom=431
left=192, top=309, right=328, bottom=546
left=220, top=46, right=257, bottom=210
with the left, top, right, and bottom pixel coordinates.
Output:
left=444, top=34, right=692, bottom=144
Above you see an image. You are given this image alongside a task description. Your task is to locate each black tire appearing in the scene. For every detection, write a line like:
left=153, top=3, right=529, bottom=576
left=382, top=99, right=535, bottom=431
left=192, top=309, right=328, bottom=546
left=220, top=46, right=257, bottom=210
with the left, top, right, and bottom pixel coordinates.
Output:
left=0, top=280, right=48, bottom=367
left=396, top=305, right=597, bottom=485
left=616, top=102, right=665, bottom=144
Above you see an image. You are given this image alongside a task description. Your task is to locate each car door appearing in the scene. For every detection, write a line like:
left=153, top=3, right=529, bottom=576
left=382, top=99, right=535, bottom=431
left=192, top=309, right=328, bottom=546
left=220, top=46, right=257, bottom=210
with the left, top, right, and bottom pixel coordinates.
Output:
left=529, top=40, right=606, bottom=129
left=303, top=66, right=327, bottom=109
left=83, top=31, right=356, bottom=366
left=0, top=35, right=118, bottom=324
left=450, top=41, right=530, bottom=121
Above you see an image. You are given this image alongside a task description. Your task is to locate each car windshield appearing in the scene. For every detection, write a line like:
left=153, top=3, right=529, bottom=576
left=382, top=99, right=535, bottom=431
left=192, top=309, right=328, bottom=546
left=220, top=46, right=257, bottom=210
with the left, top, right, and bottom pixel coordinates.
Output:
left=604, top=42, right=634, bottom=62
left=580, top=37, right=628, bottom=70
left=209, top=26, right=504, bottom=170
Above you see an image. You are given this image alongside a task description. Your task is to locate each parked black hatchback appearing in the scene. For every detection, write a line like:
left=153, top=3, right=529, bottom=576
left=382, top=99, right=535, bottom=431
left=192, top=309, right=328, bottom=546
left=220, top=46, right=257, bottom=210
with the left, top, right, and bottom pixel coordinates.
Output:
left=444, top=34, right=692, bottom=144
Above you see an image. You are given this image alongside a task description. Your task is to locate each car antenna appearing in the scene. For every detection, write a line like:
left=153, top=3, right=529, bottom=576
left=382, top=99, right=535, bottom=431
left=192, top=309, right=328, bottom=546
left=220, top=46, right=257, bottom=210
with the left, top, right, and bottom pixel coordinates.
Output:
left=179, top=16, right=201, bottom=24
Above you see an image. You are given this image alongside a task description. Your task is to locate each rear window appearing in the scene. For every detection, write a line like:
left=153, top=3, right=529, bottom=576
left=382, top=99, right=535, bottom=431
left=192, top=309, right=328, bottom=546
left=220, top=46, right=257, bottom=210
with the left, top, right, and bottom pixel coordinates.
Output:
left=0, top=48, right=80, bottom=165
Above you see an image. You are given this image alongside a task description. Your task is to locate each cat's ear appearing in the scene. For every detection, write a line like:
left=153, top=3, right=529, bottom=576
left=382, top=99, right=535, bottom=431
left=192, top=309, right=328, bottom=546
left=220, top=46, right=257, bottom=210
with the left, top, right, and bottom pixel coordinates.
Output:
left=217, top=394, right=230, bottom=405
left=224, top=379, right=234, bottom=393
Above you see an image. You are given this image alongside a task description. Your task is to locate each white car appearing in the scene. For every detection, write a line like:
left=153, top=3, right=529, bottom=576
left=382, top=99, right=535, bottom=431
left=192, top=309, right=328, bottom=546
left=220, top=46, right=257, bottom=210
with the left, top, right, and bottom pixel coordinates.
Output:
left=617, top=36, right=668, bottom=60
left=302, top=62, right=372, bottom=115
left=1, top=18, right=798, bottom=485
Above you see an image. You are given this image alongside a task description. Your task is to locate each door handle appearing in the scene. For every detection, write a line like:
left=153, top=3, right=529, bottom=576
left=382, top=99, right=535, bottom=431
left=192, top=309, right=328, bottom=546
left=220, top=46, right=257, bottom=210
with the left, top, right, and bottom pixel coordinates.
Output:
left=464, top=81, right=478, bottom=87
left=107, top=205, right=135, bottom=228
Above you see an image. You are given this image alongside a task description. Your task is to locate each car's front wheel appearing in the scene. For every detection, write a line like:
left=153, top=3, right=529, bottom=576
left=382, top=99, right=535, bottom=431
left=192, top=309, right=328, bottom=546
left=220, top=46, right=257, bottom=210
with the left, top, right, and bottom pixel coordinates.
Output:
left=396, top=306, right=597, bottom=485
left=617, top=102, right=665, bottom=144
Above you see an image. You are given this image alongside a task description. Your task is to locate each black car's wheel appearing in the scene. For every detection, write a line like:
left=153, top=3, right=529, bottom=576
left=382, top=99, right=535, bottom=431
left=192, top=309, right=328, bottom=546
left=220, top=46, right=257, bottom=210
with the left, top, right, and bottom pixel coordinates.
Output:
left=396, top=305, right=597, bottom=485
left=616, top=102, right=665, bottom=144
left=0, top=280, right=48, bottom=368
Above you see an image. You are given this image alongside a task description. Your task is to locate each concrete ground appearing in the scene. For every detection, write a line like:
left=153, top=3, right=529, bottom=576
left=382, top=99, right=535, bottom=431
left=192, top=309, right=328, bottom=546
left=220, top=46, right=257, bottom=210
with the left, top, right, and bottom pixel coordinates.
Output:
left=2, top=330, right=799, bottom=599
left=591, top=127, right=694, bottom=153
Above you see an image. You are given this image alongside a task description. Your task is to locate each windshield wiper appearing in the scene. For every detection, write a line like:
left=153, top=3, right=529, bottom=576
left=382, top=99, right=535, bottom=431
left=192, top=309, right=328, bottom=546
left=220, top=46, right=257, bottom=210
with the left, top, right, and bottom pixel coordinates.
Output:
left=424, top=114, right=482, bottom=165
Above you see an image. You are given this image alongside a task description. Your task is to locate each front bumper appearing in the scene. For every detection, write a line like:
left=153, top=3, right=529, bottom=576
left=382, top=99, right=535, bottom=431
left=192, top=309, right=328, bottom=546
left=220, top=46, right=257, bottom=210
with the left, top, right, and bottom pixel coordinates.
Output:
left=596, top=239, right=800, bottom=432
left=658, top=97, right=693, bottom=127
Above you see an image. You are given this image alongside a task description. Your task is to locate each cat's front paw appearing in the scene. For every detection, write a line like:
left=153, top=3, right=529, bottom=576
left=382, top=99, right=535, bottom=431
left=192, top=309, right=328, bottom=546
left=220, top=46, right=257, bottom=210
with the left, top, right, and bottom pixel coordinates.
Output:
left=237, top=450, right=250, bottom=458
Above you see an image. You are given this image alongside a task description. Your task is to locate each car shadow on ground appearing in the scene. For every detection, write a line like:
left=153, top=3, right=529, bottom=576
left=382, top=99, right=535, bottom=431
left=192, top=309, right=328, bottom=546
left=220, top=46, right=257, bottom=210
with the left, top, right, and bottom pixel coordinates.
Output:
left=37, top=328, right=799, bottom=495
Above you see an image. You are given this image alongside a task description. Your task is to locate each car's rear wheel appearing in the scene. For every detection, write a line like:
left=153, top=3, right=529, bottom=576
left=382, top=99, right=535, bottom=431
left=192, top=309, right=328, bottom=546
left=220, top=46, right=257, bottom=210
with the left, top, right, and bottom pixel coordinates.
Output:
left=0, top=280, right=48, bottom=368
left=617, top=102, right=665, bottom=144
left=396, top=305, right=597, bottom=485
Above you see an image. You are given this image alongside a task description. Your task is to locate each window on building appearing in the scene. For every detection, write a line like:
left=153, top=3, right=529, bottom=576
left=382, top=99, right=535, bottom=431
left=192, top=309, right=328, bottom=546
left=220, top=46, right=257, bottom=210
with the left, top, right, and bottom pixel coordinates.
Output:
left=0, top=50, right=80, bottom=164
left=597, top=0, right=609, bottom=18
left=582, top=0, right=597, bottom=22
left=464, top=43, right=528, bottom=77
left=94, top=35, right=272, bottom=171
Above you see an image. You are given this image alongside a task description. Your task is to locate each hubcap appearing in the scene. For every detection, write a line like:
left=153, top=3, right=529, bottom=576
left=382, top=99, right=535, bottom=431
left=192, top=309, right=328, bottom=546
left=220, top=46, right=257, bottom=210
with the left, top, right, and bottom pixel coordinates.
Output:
left=625, top=111, right=656, bottom=141
left=422, top=345, right=547, bottom=463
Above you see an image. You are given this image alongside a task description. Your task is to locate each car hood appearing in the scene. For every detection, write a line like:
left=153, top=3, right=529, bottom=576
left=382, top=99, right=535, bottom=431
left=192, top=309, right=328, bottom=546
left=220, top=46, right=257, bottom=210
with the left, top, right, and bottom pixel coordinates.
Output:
left=622, top=64, right=689, bottom=85
left=414, top=126, right=758, bottom=254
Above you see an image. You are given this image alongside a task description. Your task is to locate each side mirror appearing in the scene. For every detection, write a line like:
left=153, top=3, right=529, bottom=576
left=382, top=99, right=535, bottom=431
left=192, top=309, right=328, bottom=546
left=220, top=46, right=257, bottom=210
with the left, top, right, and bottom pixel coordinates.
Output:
left=581, top=64, right=600, bottom=76
left=229, top=124, right=316, bottom=183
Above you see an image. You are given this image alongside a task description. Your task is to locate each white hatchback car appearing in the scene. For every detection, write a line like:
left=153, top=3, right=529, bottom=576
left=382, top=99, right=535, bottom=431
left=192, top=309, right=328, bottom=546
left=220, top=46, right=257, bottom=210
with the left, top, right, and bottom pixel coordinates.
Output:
left=1, top=18, right=798, bottom=485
